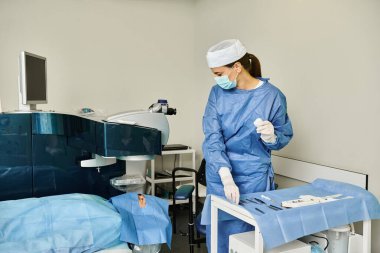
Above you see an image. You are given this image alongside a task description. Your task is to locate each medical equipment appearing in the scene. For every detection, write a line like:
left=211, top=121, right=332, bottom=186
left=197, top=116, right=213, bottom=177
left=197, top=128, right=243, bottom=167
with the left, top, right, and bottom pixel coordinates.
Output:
left=129, top=244, right=161, bottom=253
left=253, top=197, right=265, bottom=204
left=110, top=174, right=146, bottom=193
left=300, top=228, right=365, bottom=253
left=281, top=194, right=349, bottom=208
left=148, top=99, right=176, bottom=115
left=310, top=244, right=324, bottom=253
left=0, top=111, right=161, bottom=201
left=107, top=100, right=174, bottom=150
left=111, top=174, right=146, bottom=186
left=81, top=99, right=175, bottom=178
left=95, top=100, right=176, bottom=193
left=241, top=197, right=282, bottom=211
left=229, top=231, right=310, bottom=253
left=106, top=106, right=169, bottom=160
left=18, top=51, right=47, bottom=111
left=326, top=225, right=351, bottom=253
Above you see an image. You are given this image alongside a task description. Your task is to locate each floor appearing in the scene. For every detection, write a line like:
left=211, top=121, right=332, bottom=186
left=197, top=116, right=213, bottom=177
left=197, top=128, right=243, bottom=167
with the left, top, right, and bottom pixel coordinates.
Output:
left=161, top=205, right=208, bottom=253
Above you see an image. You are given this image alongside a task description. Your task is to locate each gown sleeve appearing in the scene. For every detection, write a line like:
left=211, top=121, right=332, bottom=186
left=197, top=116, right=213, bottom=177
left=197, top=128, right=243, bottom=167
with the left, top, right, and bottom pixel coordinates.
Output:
left=263, top=92, right=293, bottom=150
left=202, top=87, right=232, bottom=176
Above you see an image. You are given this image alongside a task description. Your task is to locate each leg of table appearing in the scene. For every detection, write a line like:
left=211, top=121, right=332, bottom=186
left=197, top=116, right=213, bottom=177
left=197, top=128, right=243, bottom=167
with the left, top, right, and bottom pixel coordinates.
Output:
left=151, top=159, right=155, bottom=196
left=211, top=203, right=218, bottom=253
left=255, top=228, right=264, bottom=253
left=363, top=220, right=371, bottom=253
left=192, top=151, right=196, bottom=213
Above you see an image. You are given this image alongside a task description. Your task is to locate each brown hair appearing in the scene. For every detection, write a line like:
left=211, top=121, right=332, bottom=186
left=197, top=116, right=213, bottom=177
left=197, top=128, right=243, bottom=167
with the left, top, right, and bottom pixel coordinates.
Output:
left=225, top=53, right=262, bottom=78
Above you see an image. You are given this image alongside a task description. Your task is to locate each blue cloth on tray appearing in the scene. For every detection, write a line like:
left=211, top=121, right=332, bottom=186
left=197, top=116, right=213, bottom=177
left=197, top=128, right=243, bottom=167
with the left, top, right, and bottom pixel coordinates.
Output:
left=201, top=178, right=380, bottom=249
left=0, top=193, right=122, bottom=253
left=110, top=193, right=172, bottom=248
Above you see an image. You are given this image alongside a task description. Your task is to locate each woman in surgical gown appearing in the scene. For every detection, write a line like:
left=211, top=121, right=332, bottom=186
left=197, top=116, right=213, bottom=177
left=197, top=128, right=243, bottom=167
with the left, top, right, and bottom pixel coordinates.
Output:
left=202, top=39, right=293, bottom=253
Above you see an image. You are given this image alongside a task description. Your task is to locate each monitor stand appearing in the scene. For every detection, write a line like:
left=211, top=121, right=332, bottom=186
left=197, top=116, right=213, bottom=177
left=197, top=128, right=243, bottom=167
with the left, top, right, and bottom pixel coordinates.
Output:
left=18, top=91, right=37, bottom=111
left=17, top=76, right=40, bottom=112
left=18, top=104, right=37, bottom=111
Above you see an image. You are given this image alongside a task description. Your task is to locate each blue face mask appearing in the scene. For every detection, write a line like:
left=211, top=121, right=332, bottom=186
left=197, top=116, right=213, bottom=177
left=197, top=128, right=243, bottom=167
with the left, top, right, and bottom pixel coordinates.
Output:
left=214, top=69, right=237, bottom=89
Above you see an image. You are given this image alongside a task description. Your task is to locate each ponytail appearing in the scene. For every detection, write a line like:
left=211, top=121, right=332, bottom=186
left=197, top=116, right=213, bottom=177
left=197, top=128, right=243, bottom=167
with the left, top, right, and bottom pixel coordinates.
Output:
left=225, top=53, right=262, bottom=78
left=248, top=53, right=262, bottom=78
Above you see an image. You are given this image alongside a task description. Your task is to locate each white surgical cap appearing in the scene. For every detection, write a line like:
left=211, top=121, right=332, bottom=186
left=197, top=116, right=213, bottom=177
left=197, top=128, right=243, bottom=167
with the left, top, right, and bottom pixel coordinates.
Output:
left=206, top=39, right=247, bottom=68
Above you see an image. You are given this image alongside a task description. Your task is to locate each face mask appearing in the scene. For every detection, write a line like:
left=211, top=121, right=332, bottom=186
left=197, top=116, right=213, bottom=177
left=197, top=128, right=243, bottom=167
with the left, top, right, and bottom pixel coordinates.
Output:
left=214, top=68, right=237, bottom=89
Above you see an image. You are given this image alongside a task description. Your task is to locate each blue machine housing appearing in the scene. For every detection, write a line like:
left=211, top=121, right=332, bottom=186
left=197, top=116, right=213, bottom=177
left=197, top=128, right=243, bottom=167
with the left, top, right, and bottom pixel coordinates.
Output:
left=0, top=112, right=162, bottom=201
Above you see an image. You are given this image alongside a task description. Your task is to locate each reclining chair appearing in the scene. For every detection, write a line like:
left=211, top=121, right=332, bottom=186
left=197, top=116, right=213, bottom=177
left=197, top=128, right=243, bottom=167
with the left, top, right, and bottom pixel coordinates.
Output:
left=172, top=159, right=207, bottom=253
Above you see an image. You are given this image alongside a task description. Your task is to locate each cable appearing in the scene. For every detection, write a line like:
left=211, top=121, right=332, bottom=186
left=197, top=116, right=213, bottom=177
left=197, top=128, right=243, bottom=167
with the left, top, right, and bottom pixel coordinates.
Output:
left=310, top=234, right=329, bottom=251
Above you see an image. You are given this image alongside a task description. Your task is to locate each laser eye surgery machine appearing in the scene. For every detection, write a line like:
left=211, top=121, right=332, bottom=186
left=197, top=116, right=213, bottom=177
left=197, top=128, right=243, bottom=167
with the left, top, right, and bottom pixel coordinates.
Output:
left=80, top=100, right=177, bottom=193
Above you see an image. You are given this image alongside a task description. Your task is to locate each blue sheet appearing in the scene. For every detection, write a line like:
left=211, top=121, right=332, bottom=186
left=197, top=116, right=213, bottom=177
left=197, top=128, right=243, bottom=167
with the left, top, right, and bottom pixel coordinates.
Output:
left=110, top=193, right=172, bottom=248
left=0, top=194, right=122, bottom=253
left=201, top=179, right=380, bottom=249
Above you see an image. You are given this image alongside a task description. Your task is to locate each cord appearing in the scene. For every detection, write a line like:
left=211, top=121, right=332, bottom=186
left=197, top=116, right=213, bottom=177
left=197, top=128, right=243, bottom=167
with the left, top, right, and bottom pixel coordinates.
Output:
left=310, top=234, right=329, bottom=251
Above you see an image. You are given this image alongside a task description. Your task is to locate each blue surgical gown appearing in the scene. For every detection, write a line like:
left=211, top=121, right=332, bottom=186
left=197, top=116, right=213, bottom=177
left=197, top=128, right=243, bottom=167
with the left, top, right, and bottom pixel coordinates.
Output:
left=202, top=78, right=293, bottom=253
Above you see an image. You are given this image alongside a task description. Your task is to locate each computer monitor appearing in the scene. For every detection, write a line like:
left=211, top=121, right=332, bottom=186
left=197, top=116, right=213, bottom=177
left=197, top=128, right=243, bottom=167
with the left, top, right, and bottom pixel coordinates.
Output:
left=19, top=51, right=47, bottom=110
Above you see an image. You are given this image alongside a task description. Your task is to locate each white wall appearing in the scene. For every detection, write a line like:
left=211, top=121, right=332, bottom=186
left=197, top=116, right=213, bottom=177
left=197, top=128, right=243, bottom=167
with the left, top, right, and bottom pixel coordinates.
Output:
left=195, top=0, right=380, bottom=251
left=0, top=0, right=197, bottom=147
left=1, top=0, right=379, bottom=250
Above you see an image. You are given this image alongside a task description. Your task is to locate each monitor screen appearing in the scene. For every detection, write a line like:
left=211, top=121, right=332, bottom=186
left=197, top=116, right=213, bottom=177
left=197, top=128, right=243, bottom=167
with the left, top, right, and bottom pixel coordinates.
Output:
left=19, top=51, right=47, bottom=104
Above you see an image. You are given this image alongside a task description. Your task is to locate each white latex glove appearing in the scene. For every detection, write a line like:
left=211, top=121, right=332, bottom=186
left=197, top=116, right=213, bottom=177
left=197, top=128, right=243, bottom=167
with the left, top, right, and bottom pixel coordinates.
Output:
left=218, top=167, right=240, bottom=205
left=254, top=118, right=277, bottom=144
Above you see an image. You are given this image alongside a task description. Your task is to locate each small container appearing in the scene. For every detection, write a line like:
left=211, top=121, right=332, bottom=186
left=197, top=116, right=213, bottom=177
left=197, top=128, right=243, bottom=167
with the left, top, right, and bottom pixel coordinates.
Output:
left=131, top=244, right=161, bottom=253
left=111, top=174, right=146, bottom=186
left=326, top=224, right=351, bottom=253
left=110, top=174, right=146, bottom=193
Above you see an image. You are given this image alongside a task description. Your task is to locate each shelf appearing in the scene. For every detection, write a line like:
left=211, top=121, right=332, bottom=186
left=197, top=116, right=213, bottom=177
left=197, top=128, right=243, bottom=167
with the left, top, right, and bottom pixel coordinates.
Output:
left=148, top=147, right=196, bottom=211
left=161, top=149, right=195, bottom=155
left=146, top=176, right=193, bottom=184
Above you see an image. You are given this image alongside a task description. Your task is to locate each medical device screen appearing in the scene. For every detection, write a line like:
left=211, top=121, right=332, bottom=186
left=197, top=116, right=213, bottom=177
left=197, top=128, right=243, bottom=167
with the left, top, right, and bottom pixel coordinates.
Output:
left=24, top=53, right=47, bottom=102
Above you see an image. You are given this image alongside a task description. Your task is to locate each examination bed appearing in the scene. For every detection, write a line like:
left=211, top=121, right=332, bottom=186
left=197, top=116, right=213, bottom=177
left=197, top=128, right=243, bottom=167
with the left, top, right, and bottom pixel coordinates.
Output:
left=0, top=112, right=164, bottom=252
left=0, top=192, right=171, bottom=253
left=0, top=193, right=128, bottom=252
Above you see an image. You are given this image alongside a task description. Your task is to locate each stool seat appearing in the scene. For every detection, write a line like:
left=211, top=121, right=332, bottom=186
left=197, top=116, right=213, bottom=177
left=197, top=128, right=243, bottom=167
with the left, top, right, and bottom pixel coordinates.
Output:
left=174, top=185, right=194, bottom=200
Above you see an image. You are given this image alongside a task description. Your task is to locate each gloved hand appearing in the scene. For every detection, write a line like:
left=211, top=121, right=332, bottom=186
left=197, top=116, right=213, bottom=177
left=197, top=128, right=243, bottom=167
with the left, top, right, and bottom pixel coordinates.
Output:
left=218, top=167, right=239, bottom=204
left=254, top=118, right=277, bottom=144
